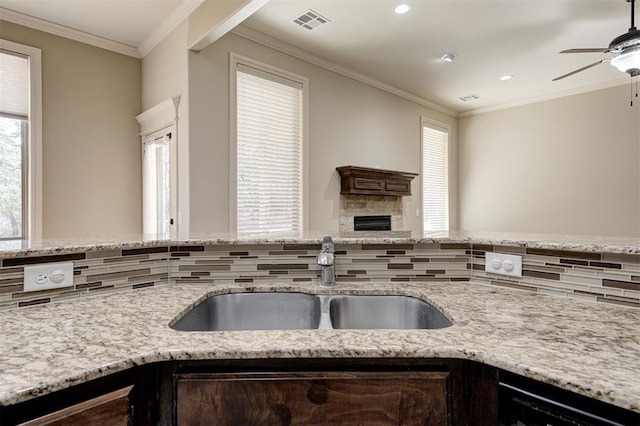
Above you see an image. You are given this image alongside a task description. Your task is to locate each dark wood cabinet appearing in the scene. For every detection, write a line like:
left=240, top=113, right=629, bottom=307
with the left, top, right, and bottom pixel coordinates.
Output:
left=336, top=166, right=418, bottom=196
left=175, top=371, right=450, bottom=425
left=167, top=358, right=499, bottom=426
left=20, top=386, right=132, bottom=426
left=0, top=366, right=158, bottom=426
left=1, top=359, right=501, bottom=426
left=4, top=358, right=639, bottom=426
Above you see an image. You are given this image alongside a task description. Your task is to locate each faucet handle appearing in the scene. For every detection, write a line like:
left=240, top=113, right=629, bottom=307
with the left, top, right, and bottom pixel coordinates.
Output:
left=321, top=235, right=334, bottom=253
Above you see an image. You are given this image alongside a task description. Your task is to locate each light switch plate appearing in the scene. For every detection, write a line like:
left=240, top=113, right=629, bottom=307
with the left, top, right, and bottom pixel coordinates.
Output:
left=24, top=262, right=74, bottom=292
left=485, top=252, right=522, bottom=278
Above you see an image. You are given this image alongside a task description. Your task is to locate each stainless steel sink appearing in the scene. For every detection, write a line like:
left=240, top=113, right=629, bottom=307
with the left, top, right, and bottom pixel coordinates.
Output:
left=171, top=292, right=452, bottom=331
left=329, top=295, right=452, bottom=329
left=171, top=292, right=321, bottom=331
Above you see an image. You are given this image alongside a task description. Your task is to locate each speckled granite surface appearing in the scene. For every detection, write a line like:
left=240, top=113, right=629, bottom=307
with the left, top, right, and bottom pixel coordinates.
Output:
left=0, top=231, right=638, bottom=258
left=0, top=281, right=639, bottom=412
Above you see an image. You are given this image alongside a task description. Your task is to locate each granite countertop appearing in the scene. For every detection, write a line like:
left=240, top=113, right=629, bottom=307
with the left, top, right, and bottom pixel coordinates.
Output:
left=0, top=231, right=639, bottom=258
left=0, top=281, right=639, bottom=412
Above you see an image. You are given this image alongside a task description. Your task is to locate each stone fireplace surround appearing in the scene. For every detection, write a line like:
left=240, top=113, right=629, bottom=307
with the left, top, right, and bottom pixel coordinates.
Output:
left=339, top=194, right=410, bottom=236
left=335, top=166, right=417, bottom=237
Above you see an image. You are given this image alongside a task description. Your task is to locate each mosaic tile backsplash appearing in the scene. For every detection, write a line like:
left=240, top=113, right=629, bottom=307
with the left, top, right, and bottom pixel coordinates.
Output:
left=170, top=242, right=470, bottom=286
left=0, top=241, right=639, bottom=310
left=0, top=247, right=170, bottom=310
left=470, top=245, right=640, bottom=308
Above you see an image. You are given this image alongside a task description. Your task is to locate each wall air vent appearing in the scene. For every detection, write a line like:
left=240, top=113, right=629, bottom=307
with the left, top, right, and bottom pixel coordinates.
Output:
left=459, top=94, right=480, bottom=102
left=293, top=10, right=330, bottom=30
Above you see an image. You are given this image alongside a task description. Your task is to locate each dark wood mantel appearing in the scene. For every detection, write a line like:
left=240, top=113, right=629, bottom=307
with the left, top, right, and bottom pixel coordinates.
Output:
left=336, top=166, right=418, bottom=196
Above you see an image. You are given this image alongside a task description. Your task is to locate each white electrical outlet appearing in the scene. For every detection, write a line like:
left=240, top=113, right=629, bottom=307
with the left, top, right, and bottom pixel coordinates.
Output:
left=485, top=252, right=522, bottom=277
left=24, top=262, right=74, bottom=292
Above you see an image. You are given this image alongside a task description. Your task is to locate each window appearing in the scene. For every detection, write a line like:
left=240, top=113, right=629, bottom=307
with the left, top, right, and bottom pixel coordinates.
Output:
left=0, top=40, right=41, bottom=240
left=136, top=97, right=180, bottom=238
left=422, top=119, right=449, bottom=232
left=233, top=58, right=305, bottom=237
left=142, top=129, right=174, bottom=237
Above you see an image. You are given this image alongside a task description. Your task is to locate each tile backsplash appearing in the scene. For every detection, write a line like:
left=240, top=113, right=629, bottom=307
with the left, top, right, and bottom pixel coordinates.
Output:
left=170, top=242, right=470, bottom=286
left=0, top=247, right=170, bottom=310
left=470, top=245, right=640, bottom=308
left=0, top=241, right=639, bottom=310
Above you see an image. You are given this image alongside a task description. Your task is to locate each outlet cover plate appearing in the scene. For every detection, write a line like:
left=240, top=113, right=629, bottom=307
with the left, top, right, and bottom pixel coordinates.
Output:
left=24, top=262, right=74, bottom=292
left=485, top=252, right=522, bottom=277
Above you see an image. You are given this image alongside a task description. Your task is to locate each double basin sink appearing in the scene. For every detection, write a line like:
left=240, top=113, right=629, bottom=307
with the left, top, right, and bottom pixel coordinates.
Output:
left=171, top=292, right=452, bottom=331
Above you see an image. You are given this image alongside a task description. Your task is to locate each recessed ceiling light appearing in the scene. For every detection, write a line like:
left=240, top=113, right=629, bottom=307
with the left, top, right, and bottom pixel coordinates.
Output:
left=394, top=3, right=413, bottom=14
left=500, top=75, right=514, bottom=81
left=440, top=53, right=456, bottom=63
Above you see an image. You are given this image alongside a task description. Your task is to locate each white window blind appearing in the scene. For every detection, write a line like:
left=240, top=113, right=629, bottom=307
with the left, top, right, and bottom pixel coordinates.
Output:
left=0, top=47, right=30, bottom=240
left=0, top=50, right=29, bottom=119
left=236, top=64, right=303, bottom=236
left=422, top=122, right=449, bottom=232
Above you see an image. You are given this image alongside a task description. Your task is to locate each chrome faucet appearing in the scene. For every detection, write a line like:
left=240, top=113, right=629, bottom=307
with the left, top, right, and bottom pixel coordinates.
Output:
left=317, top=235, right=335, bottom=286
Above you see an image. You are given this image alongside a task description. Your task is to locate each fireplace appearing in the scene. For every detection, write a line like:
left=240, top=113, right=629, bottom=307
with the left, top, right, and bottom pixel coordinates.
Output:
left=338, top=195, right=407, bottom=235
left=354, top=215, right=392, bottom=231
left=336, top=166, right=417, bottom=237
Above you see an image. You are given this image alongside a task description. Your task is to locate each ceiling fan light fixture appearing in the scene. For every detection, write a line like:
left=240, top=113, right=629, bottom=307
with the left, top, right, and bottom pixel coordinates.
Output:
left=394, top=3, right=413, bottom=14
left=440, top=53, right=456, bottom=63
left=610, top=47, right=640, bottom=76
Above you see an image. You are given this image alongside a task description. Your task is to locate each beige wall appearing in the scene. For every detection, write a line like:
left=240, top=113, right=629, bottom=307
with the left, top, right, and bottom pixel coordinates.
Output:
left=458, top=84, right=640, bottom=237
left=142, top=21, right=189, bottom=111
left=142, top=20, right=190, bottom=234
left=187, top=32, right=457, bottom=234
left=0, top=21, right=142, bottom=238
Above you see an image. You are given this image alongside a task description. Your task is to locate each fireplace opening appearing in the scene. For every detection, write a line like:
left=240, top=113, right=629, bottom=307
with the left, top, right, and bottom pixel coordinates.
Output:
left=354, top=215, right=392, bottom=231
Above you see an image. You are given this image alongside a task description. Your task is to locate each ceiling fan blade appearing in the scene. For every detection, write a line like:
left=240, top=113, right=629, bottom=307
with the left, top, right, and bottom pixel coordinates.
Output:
left=560, top=48, right=609, bottom=53
left=552, top=59, right=607, bottom=81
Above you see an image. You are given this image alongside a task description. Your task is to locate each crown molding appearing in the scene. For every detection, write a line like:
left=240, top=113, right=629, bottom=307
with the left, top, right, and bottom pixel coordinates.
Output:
left=139, top=0, right=205, bottom=57
left=231, top=25, right=457, bottom=118
left=459, top=77, right=631, bottom=117
left=0, top=8, right=141, bottom=58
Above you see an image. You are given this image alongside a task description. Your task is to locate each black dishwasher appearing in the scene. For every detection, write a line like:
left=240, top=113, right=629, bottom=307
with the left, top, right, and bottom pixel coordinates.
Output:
left=498, top=371, right=640, bottom=426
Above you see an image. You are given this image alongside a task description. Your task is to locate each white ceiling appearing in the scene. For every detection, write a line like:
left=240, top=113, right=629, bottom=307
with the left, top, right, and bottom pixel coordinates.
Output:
left=241, top=0, right=636, bottom=113
left=0, top=0, right=636, bottom=113
left=0, top=0, right=189, bottom=47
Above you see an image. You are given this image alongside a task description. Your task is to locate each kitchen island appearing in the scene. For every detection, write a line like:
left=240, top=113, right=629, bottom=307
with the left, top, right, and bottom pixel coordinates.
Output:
left=0, top=232, right=638, bottom=423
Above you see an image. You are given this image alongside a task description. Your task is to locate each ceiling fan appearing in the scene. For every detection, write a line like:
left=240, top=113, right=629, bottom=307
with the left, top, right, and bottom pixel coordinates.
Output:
left=553, top=0, right=640, bottom=81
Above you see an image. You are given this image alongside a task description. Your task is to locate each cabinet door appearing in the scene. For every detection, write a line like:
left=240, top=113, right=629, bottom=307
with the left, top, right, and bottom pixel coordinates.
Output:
left=353, top=177, right=385, bottom=192
left=175, top=371, right=450, bottom=426
left=385, top=179, right=411, bottom=195
left=21, top=386, right=132, bottom=426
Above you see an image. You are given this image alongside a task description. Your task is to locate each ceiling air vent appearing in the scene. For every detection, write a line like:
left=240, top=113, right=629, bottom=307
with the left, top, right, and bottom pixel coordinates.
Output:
left=293, top=10, right=330, bottom=30
left=459, top=94, right=480, bottom=102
